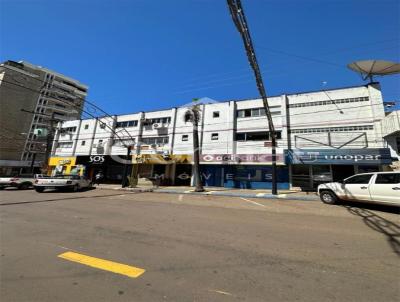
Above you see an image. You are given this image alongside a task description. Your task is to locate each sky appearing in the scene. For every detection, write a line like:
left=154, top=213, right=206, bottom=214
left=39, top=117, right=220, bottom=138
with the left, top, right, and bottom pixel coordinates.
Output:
left=1, top=0, right=399, bottom=115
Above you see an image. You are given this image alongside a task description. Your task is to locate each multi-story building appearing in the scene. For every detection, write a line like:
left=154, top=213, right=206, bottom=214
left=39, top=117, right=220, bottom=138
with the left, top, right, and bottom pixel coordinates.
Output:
left=380, top=109, right=400, bottom=170
left=0, top=60, right=88, bottom=175
left=49, top=83, right=396, bottom=190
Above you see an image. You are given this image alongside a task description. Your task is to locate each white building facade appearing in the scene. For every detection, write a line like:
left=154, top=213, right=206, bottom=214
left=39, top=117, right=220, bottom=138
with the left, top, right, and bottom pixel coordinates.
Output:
left=49, top=83, right=397, bottom=190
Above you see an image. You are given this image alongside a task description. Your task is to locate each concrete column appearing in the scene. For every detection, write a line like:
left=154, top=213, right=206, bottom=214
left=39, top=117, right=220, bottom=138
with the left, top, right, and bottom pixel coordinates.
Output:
left=71, top=120, right=82, bottom=156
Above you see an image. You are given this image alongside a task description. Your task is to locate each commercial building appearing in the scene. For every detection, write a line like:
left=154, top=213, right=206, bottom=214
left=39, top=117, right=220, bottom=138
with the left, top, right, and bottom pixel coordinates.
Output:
left=49, top=83, right=397, bottom=190
left=0, top=60, right=88, bottom=175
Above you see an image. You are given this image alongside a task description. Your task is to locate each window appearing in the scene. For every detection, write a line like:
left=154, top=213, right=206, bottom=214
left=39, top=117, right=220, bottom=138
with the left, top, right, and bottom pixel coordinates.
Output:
left=290, top=125, right=373, bottom=134
left=84, top=124, right=89, bottom=130
left=81, top=141, right=86, bottom=146
left=246, top=132, right=268, bottom=141
left=344, top=174, right=373, bottom=184
left=57, top=142, right=73, bottom=148
left=289, top=96, right=369, bottom=108
left=143, top=117, right=171, bottom=126
left=62, top=126, right=77, bottom=133
left=182, top=135, right=189, bottom=141
left=235, top=131, right=282, bottom=141
left=251, top=108, right=260, bottom=117
left=116, top=120, right=138, bottom=128
left=236, top=107, right=280, bottom=118
left=211, top=133, right=219, bottom=140
left=141, top=136, right=169, bottom=145
left=375, top=173, right=400, bottom=184
left=213, top=111, right=220, bottom=118
left=113, top=138, right=135, bottom=147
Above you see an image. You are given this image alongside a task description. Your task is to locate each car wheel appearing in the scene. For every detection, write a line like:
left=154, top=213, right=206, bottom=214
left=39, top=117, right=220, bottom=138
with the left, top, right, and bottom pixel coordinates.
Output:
left=18, top=183, right=31, bottom=190
left=35, top=187, right=44, bottom=193
left=72, top=184, right=79, bottom=192
left=320, top=191, right=338, bottom=205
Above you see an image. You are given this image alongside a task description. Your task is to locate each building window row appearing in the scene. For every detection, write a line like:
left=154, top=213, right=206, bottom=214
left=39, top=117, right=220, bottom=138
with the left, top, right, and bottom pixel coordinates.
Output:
left=237, top=107, right=281, bottom=118
left=113, top=138, right=136, bottom=147
left=61, top=126, right=77, bottom=133
left=141, top=136, right=169, bottom=145
left=57, top=142, right=73, bottom=148
left=236, top=131, right=282, bottom=141
left=290, top=125, right=374, bottom=134
left=143, top=117, right=171, bottom=126
left=288, top=96, right=369, bottom=108
left=116, top=120, right=138, bottom=128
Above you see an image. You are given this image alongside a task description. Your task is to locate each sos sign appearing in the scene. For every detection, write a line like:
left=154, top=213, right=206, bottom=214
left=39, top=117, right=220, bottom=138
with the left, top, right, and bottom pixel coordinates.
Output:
left=89, top=155, right=105, bottom=163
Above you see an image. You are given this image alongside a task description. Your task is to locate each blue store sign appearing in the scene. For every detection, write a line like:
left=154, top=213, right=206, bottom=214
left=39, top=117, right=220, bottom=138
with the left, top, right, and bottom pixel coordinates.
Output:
left=285, top=148, right=392, bottom=165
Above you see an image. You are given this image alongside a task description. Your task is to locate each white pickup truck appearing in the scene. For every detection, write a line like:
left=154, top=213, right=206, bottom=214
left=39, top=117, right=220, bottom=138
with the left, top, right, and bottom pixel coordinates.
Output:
left=34, top=175, right=92, bottom=192
left=0, top=174, right=42, bottom=190
left=318, top=172, right=400, bottom=206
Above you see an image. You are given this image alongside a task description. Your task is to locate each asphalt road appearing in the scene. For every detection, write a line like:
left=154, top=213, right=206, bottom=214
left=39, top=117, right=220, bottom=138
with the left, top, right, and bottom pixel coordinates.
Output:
left=0, top=188, right=399, bottom=302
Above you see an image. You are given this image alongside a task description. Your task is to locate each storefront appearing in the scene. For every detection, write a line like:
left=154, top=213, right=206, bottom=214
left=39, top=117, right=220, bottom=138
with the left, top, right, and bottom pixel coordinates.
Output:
left=132, top=154, right=192, bottom=186
left=199, top=153, right=289, bottom=189
left=48, top=157, right=79, bottom=176
left=285, top=148, right=393, bottom=190
left=75, top=155, right=130, bottom=183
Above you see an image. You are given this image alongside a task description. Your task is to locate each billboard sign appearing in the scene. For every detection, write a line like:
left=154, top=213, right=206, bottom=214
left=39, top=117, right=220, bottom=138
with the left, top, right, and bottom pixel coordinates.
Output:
left=201, top=153, right=285, bottom=165
left=285, top=148, right=392, bottom=165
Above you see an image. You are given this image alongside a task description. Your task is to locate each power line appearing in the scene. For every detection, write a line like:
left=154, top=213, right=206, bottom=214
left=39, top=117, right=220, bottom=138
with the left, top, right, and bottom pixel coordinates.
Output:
left=1, top=79, right=135, bottom=148
left=2, top=78, right=387, bottom=134
left=1, top=65, right=137, bottom=144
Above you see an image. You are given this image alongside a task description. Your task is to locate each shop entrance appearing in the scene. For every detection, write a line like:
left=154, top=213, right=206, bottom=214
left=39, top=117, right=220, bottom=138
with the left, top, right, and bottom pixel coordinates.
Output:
left=332, top=165, right=355, bottom=182
left=175, top=164, right=192, bottom=186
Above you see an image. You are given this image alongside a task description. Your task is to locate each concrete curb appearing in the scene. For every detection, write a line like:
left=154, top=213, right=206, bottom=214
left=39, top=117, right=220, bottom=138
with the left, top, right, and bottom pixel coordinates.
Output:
left=96, top=186, right=319, bottom=201
left=156, top=189, right=319, bottom=201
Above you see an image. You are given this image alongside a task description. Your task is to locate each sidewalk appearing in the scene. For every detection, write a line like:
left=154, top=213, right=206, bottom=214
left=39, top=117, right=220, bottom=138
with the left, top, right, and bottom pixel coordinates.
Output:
left=95, top=184, right=319, bottom=201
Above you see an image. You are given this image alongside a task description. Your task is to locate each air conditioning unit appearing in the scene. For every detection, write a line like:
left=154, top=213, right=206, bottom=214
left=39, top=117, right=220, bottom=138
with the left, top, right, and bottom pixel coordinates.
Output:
left=153, top=123, right=161, bottom=129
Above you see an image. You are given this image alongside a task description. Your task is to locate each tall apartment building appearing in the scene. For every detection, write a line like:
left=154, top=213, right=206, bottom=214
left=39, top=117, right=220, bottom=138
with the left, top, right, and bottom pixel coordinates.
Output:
left=49, top=83, right=397, bottom=190
left=0, top=60, right=88, bottom=175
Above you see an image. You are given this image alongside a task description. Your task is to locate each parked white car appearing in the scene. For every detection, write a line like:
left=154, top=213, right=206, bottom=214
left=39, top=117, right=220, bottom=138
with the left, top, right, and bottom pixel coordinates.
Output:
left=0, top=174, right=40, bottom=190
left=318, top=172, right=400, bottom=206
left=34, top=175, right=92, bottom=192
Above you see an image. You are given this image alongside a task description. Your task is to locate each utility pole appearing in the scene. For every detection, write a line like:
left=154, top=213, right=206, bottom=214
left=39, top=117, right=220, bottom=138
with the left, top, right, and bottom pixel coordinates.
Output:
left=185, top=101, right=204, bottom=192
left=227, top=0, right=278, bottom=195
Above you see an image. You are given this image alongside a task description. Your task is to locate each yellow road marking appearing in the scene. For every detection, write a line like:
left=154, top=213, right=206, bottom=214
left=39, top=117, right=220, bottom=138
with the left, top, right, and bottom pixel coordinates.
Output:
left=58, top=251, right=145, bottom=278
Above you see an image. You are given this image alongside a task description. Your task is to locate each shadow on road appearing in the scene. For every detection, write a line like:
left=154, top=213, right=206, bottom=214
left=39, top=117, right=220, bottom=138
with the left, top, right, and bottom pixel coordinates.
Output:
left=342, top=203, right=400, bottom=256
left=0, top=191, right=141, bottom=206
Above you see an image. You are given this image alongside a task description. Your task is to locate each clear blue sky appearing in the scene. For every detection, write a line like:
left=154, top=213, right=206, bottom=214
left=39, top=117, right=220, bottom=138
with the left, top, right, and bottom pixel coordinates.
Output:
left=1, top=0, right=399, bottom=114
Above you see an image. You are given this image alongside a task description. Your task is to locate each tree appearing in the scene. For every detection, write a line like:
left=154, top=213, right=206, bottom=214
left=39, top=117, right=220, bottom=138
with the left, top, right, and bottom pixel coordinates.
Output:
left=184, top=101, right=205, bottom=192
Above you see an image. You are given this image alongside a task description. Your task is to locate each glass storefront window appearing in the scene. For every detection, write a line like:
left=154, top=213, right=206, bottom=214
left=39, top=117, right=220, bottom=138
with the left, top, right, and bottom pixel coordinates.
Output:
left=356, top=165, right=380, bottom=173
left=292, top=165, right=311, bottom=189
left=312, top=165, right=332, bottom=182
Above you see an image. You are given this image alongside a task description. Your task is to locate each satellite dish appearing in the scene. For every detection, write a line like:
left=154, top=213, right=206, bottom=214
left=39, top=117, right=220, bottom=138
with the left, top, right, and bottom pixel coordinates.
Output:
left=347, top=60, right=400, bottom=82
